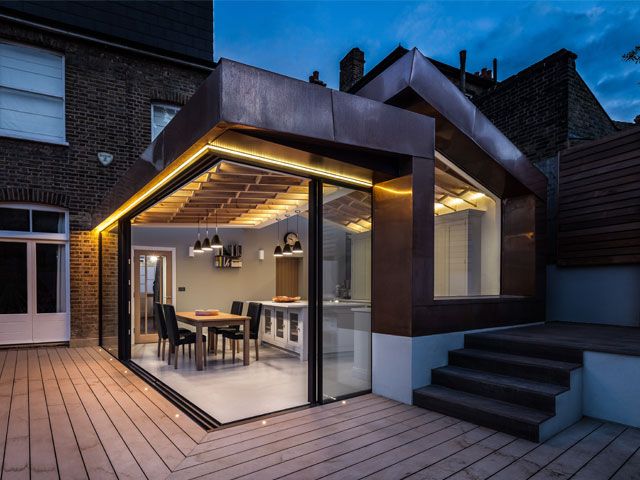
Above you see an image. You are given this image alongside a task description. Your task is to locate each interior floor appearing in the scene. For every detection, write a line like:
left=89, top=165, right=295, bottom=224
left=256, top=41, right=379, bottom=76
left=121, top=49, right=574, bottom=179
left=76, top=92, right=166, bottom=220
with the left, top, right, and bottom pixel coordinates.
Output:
left=132, top=342, right=307, bottom=423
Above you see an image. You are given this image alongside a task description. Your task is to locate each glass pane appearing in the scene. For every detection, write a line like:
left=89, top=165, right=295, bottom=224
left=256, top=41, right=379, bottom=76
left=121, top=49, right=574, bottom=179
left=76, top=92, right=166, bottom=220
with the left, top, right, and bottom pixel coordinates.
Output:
left=0, top=242, right=28, bottom=314
left=32, top=210, right=65, bottom=233
left=434, top=155, right=500, bottom=297
left=0, top=207, right=29, bottom=231
left=36, top=243, right=66, bottom=313
left=100, top=223, right=119, bottom=356
left=322, top=185, right=372, bottom=401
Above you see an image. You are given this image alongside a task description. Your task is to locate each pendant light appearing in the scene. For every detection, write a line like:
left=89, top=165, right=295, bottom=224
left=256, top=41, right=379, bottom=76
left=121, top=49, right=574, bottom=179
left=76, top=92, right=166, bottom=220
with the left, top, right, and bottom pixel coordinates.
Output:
left=212, top=210, right=223, bottom=250
left=282, top=214, right=293, bottom=255
left=292, top=209, right=303, bottom=254
left=193, top=219, right=203, bottom=253
left=273, top=216, right=283, bottom=257
left=201, top=212, right=212, bottom=251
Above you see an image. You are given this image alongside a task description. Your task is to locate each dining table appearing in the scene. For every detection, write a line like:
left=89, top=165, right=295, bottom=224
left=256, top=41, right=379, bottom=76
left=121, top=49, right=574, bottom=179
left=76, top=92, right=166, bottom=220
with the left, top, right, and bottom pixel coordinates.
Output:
left=176, top=311, right=251, bottom=370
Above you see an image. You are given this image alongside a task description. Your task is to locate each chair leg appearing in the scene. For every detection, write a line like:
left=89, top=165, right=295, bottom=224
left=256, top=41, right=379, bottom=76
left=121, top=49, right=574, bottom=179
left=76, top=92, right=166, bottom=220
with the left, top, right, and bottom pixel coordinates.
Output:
left=167, top=346, right=171, bottom=366
left=255, top=338, right=259, bottom=361
left=213, top=333, right=217, bottom=355
left=157, top=337, right=161, bottom=358
left=161, top=339, right=166, bottom=361
left=232, top=340, right=236, bottom=362
left=189, top=343, right=192, bottom=359
left=222, top=338, right=226, bottom=360
left=174, top=347, right=178, bottom=369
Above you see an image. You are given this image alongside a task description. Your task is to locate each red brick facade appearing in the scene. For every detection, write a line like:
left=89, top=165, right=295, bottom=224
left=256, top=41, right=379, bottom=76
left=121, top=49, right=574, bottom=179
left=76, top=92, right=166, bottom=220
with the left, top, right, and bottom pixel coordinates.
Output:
left=0, top=20, right=210, bottom=345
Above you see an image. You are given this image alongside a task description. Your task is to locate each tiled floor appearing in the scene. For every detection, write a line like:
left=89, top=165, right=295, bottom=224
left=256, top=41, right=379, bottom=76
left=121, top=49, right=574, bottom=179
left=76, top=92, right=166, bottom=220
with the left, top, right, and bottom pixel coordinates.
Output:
left=1, top=346, right=639, bottom=479
left=132, top=342, right=308, bottom=423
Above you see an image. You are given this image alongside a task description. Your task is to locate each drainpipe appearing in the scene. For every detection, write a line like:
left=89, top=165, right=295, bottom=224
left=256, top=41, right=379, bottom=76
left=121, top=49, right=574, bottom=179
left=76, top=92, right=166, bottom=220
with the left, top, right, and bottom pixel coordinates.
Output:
left=459, top=50, right=467, bottom=94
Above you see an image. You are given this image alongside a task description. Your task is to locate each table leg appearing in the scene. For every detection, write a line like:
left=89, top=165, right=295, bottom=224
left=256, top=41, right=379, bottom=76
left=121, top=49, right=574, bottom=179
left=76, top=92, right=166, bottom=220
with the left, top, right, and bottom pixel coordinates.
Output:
left=196, top=325, right=203, bottom=371
left=243, top=319, right=250, bottom=366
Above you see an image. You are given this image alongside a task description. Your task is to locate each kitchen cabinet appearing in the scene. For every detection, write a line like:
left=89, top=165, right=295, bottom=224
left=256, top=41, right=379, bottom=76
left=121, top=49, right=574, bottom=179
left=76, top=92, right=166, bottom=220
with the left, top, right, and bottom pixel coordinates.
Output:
left=257, top=302, right=307, bottom=361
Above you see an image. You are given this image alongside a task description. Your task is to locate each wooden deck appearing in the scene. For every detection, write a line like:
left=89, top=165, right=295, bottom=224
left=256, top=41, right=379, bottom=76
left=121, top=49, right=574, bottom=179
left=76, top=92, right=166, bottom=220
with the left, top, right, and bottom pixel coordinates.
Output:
left=0, top=347, right=638, bottom=479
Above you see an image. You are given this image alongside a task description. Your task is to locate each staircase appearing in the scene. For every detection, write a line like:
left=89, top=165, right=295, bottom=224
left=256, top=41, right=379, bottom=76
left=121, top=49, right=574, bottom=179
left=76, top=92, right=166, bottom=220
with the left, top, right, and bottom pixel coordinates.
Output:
left=413, top=331, right=584, bottom=442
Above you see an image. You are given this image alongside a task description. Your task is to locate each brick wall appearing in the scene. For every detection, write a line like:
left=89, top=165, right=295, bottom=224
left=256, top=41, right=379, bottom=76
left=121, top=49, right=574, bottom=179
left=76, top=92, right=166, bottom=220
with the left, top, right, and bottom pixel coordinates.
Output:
left=0, top=20, right=210, bottom=345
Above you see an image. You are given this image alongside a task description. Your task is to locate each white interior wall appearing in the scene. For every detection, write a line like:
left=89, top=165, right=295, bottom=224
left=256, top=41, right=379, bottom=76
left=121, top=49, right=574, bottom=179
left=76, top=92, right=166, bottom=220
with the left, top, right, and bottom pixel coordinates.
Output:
left=132, top=219, right=308, bottom=313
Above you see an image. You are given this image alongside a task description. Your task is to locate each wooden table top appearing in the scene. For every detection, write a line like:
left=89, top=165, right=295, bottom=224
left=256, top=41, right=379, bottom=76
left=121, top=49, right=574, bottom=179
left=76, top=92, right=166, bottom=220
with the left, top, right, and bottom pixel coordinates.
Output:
left=176, top=311, right=250, bottom=323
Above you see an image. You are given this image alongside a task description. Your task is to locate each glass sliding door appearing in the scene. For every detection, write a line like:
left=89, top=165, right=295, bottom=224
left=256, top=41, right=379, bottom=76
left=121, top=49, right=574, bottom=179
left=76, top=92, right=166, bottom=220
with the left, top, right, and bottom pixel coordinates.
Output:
left=321, top=184, right=372, bottom=401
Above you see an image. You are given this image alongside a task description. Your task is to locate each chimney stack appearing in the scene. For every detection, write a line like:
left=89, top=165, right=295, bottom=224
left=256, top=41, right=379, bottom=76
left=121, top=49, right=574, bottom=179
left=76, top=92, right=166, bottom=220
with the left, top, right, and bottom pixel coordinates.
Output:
left=459, top=50, right=467, bottom=94
left=339, top=47, right=365, bottom=92
left=492, top=58, right=498, bottom=82
left=308, top=70, right=326, bottom=87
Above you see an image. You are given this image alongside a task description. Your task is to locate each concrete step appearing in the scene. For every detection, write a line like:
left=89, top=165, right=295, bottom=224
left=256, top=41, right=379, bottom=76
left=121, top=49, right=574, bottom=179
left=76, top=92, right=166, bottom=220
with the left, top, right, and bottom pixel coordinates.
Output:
left=465, top=332, right=584, bottom=363
left=449, top=348, right=581, bottom=386
left=432, top=365, right=567, bottom=413
left=413, top=385, right=551, bottom=442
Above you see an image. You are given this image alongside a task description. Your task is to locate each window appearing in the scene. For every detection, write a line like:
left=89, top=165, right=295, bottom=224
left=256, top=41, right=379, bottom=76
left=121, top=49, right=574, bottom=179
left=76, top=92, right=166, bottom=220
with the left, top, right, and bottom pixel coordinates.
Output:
left=0, top=42, right=65, bottom=144
left=434, top=153, right=501, bottom=297
left=151, top=103, right=180, bottom=140
left=0, top=205, right=67, bottom=239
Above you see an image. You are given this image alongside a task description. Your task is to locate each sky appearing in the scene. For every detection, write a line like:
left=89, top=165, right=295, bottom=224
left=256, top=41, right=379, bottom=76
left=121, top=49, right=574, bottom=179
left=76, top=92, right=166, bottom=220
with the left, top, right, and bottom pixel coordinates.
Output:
left=214, top=0, right=640, bottom=122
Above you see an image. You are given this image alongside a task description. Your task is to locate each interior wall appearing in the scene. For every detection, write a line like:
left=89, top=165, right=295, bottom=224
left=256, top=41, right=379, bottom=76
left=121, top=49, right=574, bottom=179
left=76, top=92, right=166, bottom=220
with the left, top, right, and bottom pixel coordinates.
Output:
left=131, top=218, right=308, bottom=313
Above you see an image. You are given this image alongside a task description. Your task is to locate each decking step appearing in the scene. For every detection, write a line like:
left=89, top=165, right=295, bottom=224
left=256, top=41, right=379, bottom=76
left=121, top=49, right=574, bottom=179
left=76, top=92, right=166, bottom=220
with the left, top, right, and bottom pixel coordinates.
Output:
left=413, top=385, right=551, bottom=442
left=449, top=348, right=581, bottom=386
left=432, top=366, right=567, bottom=413
left=465, top=333, right=584, bottom=363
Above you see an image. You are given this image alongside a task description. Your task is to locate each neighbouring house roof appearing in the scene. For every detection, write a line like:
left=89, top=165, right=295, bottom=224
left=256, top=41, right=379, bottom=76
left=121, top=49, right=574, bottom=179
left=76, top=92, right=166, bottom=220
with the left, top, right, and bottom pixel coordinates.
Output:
left=352, top=47, right=547, bottom=200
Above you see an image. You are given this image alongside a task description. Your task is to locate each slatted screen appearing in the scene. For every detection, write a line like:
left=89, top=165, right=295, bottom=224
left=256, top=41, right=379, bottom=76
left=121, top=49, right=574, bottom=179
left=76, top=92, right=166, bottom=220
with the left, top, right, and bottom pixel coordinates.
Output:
left=557, top=127, right=640, bottom=266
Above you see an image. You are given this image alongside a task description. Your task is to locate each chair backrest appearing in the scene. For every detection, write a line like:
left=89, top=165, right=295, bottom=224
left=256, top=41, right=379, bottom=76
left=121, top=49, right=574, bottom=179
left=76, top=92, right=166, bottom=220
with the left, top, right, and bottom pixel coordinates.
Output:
left=230, top=301, right=244, bottom=316
left=162, top=304, right=179, bottom=345
left=246, top=302, right=263, bottom=335
left=154, top=302, right=168, bottom=340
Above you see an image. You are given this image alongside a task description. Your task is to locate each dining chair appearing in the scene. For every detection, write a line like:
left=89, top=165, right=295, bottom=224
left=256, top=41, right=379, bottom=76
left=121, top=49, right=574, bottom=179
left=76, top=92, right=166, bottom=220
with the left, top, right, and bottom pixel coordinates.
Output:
left=155, top=302, right=191, bottom=361
left=163, top=304, right=207, bottom=369
left=209, top=301, right=244, bottom=355
left=222, top=302, right=262, bottom=362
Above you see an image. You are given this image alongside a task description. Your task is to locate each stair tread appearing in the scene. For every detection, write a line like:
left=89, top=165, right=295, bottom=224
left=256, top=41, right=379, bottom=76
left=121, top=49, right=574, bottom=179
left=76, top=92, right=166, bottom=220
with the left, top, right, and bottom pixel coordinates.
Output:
left=414, top=385, right=552, bottom=425
left=434, top=366, right=568, bottom=396
left=452, top=348, right=582, bottom=371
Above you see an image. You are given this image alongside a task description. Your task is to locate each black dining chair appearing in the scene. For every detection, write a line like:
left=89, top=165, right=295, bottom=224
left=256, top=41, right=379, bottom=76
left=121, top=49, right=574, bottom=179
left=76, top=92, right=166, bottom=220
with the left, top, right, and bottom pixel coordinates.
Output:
left=209, top=301, right=244, bottom=355
left=162, top=304, right=207, bottom=369
left=222, top=302, right=262, bottom=362
left=155, top=303, right=190, bottom=361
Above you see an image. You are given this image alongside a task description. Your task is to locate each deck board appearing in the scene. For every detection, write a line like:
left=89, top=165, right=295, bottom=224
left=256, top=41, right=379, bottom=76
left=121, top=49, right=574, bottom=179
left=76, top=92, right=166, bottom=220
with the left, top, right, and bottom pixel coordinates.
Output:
left=0, top=346, right=637, bottom=480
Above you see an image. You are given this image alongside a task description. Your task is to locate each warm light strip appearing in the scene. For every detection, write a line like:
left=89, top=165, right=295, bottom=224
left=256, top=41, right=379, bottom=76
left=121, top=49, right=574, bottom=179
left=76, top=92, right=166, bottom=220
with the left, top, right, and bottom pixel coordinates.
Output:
left=94, top=145, right=211, bottom=232
left=207, top=145, right=373, bottom=188
left=94, top=144, right=372, bottom=232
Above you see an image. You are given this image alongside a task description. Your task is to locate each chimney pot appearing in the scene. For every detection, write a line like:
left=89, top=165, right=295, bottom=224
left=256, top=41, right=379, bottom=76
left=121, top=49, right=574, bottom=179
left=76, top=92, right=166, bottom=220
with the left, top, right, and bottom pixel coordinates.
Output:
left=339, top=47, right=365, bottom=91
left=308, top=70, right=326, bottom=87
left=492, top=58, right=498, bottom=82
left=459, top=50, right=467, bottom=94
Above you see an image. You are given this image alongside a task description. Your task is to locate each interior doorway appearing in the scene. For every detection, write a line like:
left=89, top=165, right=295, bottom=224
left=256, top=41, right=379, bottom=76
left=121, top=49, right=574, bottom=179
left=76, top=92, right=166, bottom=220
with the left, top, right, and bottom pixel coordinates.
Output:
left=132, top=247, right=175, bottom=344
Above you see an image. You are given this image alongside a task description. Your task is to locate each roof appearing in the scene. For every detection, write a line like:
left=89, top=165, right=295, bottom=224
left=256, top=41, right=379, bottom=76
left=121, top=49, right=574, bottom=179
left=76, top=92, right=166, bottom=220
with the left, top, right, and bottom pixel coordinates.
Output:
left=352, top=47, right=547, bottom=200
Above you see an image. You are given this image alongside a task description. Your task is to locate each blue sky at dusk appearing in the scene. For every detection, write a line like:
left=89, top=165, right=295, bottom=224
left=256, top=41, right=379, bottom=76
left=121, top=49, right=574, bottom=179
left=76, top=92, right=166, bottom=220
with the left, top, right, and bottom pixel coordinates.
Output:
left=215, top=1, right=640, bottom=122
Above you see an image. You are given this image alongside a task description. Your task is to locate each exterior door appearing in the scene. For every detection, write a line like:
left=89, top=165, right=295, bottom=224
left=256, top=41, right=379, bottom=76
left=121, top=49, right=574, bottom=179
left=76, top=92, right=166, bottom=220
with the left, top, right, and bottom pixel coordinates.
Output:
left=0, top=240, right=69, bottom=344
left=133, top=250, right=173, bottom=344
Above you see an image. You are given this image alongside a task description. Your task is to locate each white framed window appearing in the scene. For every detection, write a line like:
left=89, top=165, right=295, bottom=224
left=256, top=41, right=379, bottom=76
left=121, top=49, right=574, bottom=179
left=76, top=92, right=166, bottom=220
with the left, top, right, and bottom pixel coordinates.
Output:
left=151, top=103, right=180, bottom=140
left=0, top=41, right=66, bottom=144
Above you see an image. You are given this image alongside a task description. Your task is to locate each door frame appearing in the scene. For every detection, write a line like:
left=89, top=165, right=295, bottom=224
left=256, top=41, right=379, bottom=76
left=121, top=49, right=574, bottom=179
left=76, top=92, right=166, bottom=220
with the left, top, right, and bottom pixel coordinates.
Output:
left=108, top=157, right=373, bottom=409
left=131, top=245, right=177, bottom=345
left=0, top=203, right=70, bottom=345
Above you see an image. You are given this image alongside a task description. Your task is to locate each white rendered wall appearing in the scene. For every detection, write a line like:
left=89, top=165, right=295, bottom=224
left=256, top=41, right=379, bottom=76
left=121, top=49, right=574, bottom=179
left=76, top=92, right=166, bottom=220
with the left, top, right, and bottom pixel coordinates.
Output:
left=583, top=351, right=640, bottom=428
left=547, top=265, right=640, bottom=327
left=372, top=322, right=542, bottom=404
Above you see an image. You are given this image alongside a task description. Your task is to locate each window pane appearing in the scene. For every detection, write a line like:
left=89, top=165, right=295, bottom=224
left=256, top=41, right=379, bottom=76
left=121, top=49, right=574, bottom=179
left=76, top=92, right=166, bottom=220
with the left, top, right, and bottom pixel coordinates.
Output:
left=434, top=155, right=500, bottom=297
left=0, top=42, right=64, bottom=97
left=32, top=210, right=65, bottom=233
left=0, top=242, right=28, bottom=314
left=0, top=87, right=65, bottom=142
left=151, top=104, right=179, bottom=140
left=0, top=207, right=30, bottom=231
left=36, top=243, right=66, bottom=313
left=322, top=186, right=372, bottom=401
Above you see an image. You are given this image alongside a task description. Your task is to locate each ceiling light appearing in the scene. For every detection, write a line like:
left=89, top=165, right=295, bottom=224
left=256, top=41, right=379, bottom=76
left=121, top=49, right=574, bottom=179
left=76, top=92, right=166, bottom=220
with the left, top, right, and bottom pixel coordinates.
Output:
left=273, top=245, right=283, bottom=257
left=282, top=243, right=292, bottom=255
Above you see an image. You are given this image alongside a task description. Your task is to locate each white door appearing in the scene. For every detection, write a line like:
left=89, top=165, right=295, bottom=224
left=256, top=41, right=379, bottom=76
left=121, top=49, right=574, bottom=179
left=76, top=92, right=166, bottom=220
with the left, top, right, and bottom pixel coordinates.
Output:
left=0, top=205, right=70, bottom=344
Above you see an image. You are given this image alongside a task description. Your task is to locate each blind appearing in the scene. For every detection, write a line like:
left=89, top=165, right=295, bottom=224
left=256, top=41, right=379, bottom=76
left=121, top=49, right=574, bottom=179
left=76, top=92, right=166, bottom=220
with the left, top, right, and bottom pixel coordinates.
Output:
left=0, top=42, right=65, bottom=143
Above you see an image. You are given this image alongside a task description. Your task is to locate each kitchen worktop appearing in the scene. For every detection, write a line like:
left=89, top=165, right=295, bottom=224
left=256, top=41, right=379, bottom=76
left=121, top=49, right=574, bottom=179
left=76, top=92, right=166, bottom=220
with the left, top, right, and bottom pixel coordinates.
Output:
left=249, top=300, right=371, bottom=308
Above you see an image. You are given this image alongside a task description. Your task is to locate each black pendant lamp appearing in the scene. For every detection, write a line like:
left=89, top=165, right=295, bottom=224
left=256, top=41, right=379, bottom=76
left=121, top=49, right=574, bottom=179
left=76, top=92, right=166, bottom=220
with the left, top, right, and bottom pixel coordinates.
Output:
left=201, top=212, right=212, bottom=251
left=193, top=219, right=203, bottom=254
left=212, top=210, right=223, bottom=250
left=293, top=209, right=303, bottom=254
left=273, top=216, right=283, bottom=257
left=282, top=215, right=293, bottom=255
